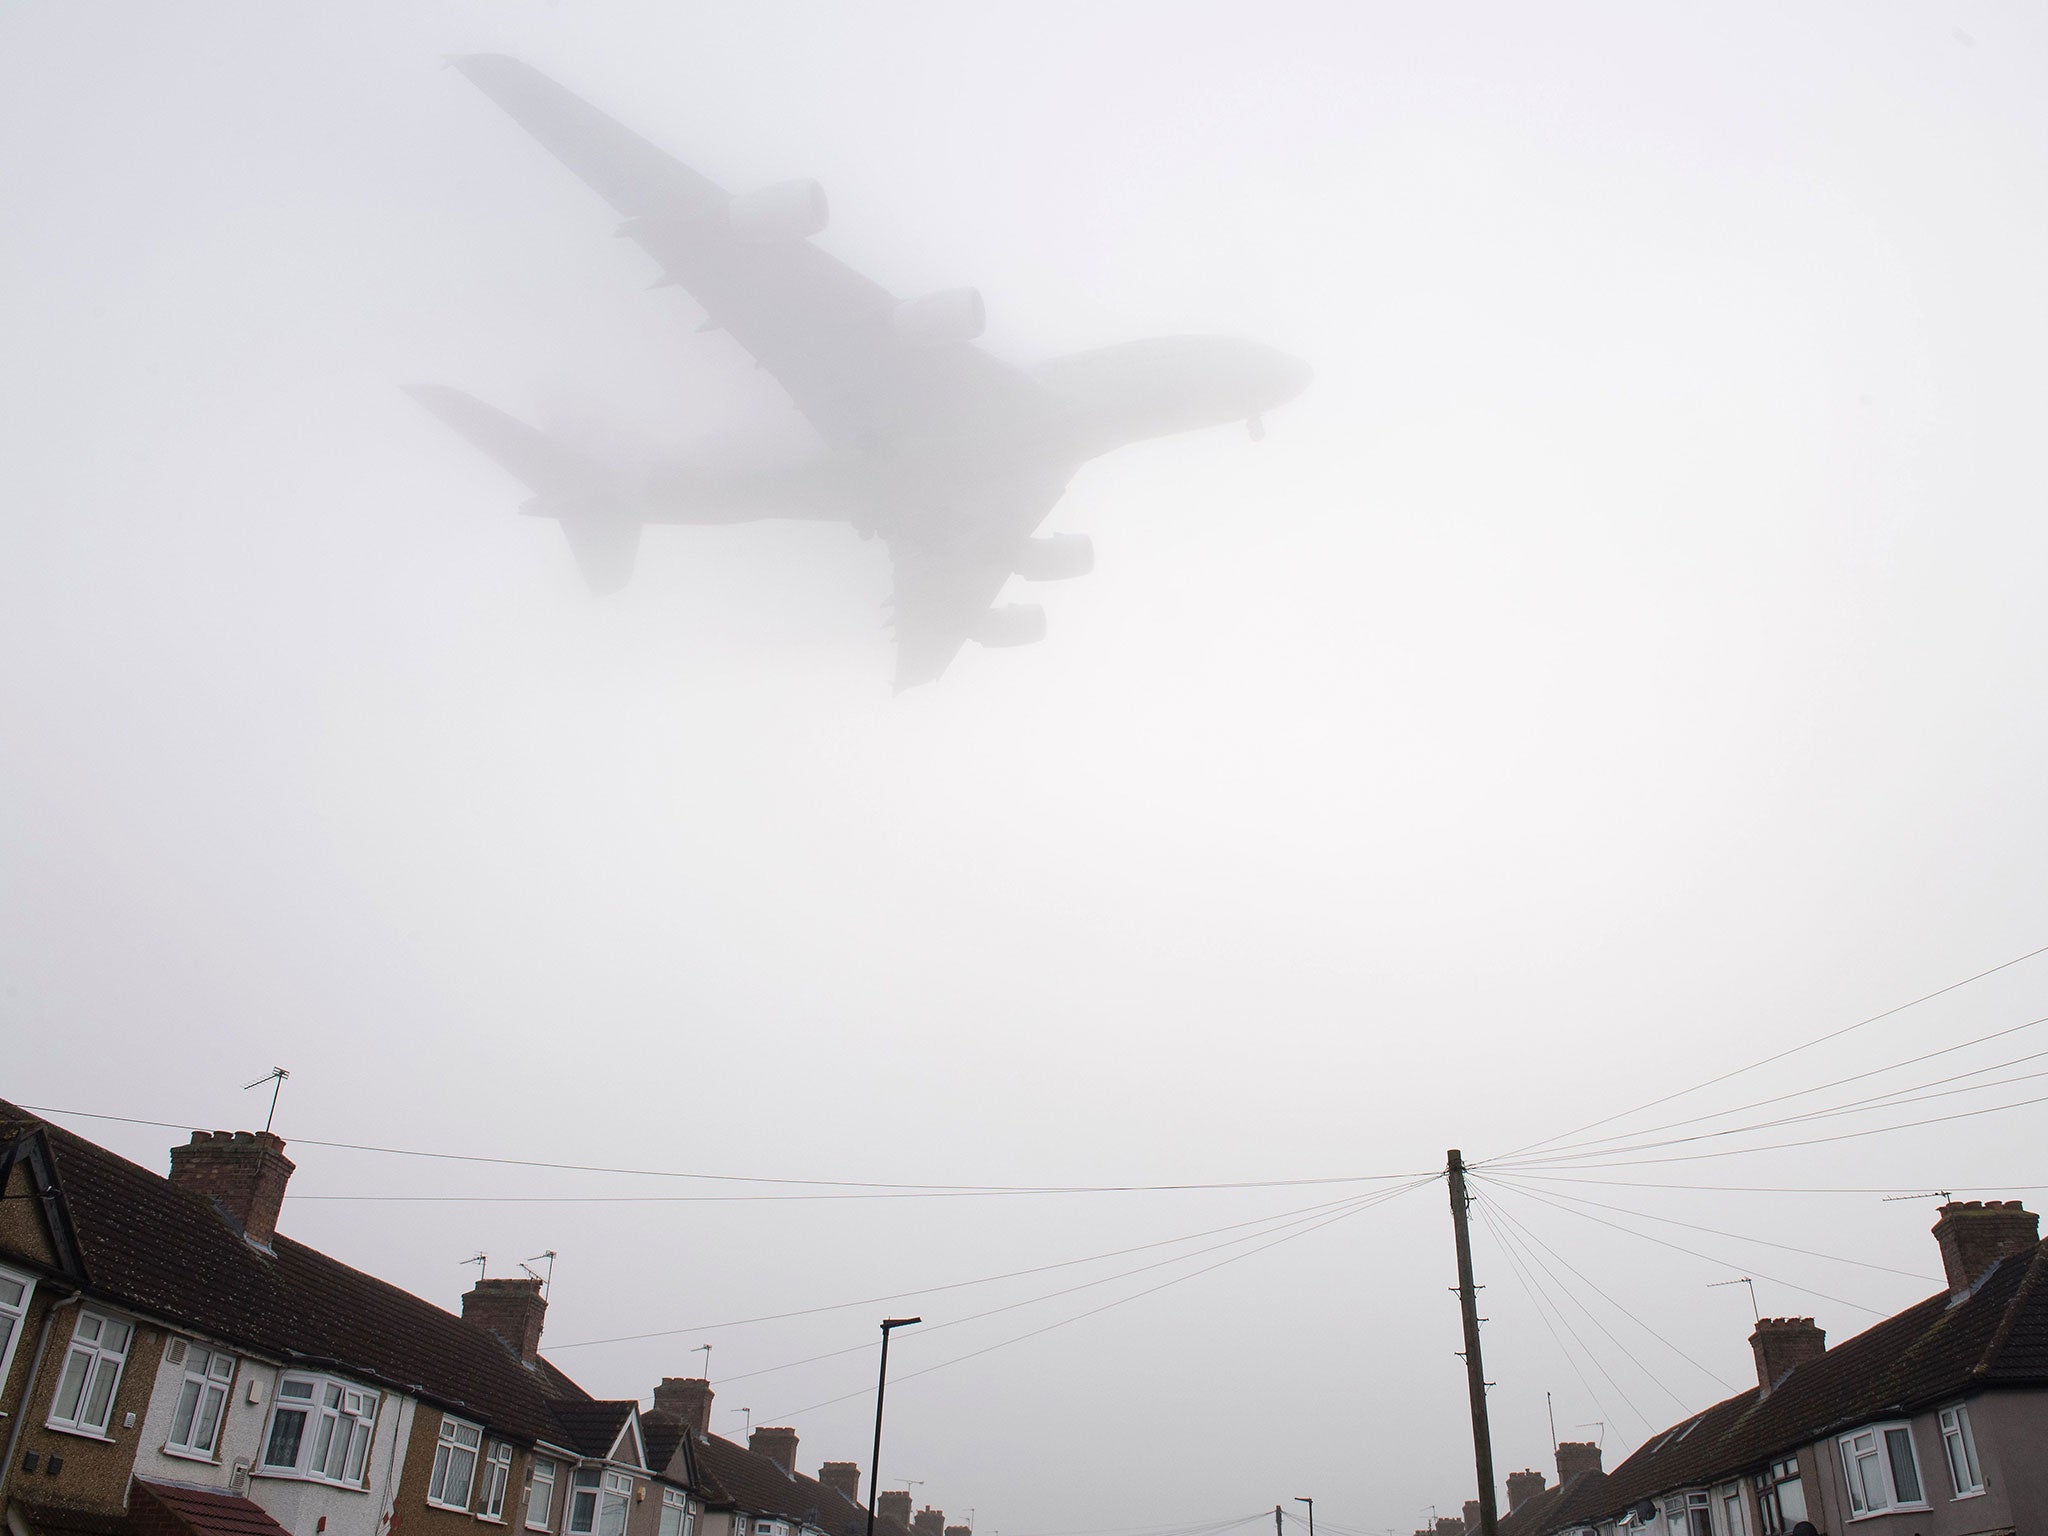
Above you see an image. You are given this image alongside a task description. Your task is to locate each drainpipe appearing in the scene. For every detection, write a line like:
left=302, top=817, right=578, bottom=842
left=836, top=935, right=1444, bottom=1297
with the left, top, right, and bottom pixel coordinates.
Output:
left=0, top=1290, right=84, bottom=1506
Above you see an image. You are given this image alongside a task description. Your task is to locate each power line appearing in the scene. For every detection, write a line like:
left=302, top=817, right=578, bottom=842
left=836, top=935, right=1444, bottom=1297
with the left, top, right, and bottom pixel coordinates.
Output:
left=1495, top=1055, right=2048, bottom=1171
left=1477, top=1189, right=1724, bottom=1403
left=1501, top=1011, right=2048, bottom=1164
left=1496, top=1173, right=2048, bottom=1196
left=1483, top=940, right=2048, bottom=1164
left=1491, top=1087, right=2048, bottom=1174
left=22, top=1102, right=1427, bottom=1198
left=549, top=1188, right=1386, bottom=1351
left=1472, top=1197, right=1650, bottom=1432
left=1482, top=1177, right=1889, bottom=1316
left=756, top=1176, right=1435, bottom=1420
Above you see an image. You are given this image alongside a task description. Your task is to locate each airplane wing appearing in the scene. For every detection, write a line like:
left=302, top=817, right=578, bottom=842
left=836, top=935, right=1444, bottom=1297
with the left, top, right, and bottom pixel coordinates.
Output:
left=886, top=478, right=1070, bottom=691
left=450, top=55, right=1060, bottom=452
left=405, top=384, right=641, bottom=593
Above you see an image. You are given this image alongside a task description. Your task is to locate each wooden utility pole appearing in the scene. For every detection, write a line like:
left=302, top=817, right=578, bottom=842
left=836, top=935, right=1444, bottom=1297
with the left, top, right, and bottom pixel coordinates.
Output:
left=1446, top=1150, right=1498, bottom=1536
left=1273, top=1507, right=1283, bottom=1536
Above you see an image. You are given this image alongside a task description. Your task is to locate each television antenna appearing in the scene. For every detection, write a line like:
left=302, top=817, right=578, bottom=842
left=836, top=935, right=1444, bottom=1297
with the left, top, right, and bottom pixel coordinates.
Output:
left=1882, top=1190, right=1952, bottom=1203
left=733, top=1407, right=751, bottom=1435
left=1575, top=1420, right=1606, bottom=1448
left=242, top=1067, right=290, bottom=1134
left=519, top=1250, right=557, bottom=1297
left=461, top=1252, right=487, bottom=1279
left=692, top=1343, right=712, bottom=1378
left=1708, top=1276, right=1759, bottom=1322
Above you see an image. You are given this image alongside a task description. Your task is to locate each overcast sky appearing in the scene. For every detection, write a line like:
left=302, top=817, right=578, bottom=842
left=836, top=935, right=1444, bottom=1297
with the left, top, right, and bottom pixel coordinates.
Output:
left=6, top=1, right=2048, bottom=1530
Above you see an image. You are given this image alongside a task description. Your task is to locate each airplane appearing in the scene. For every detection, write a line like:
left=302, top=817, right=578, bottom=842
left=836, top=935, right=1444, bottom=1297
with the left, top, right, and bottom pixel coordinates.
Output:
left=414, top=55, right=1311, bottom=690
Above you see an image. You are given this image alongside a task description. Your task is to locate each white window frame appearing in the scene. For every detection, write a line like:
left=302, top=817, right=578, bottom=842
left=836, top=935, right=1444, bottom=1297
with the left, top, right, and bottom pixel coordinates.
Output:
left=1838, top=1422, right=1928, bottom=1517
left=1715, top=1483, right=1746, bottom=1536
left=1752, top=1457, right=1807, bottom=1536
left=1937, top=1404, right=1985, bottom=1497
left=657, top=1489, right=691, bottom=1536
left=526, top=1456, right=559, bottom=1530
left=259, top=1372, right=380, bottom=1485
left=568, top=1469, right=631, bottom=1536
left=481, top=1442, right=515, bottom=1521
left=47, top=1308, right=132, bottom=1436
left=163, top=1341, right=238, bottom=1459
left=0, top=1264, right=36, bottom=1402
left=430, top=1416, right=486, bottom=1510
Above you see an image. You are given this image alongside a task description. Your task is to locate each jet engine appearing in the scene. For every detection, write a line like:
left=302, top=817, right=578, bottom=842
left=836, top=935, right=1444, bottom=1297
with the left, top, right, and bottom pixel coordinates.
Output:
left=972, top=604, right=1047, bottom=648
left=891, top=288, right=985, bottom=346
left=727, top=180, right=828, bottom=241
left=1012, top=533, right=1093, bottom=582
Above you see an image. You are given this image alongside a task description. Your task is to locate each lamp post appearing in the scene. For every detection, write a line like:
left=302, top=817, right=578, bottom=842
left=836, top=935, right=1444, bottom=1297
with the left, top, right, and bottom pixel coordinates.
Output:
left=1295, top=1499, right=1314, bottom=1536
left=864, top=1318, right=923, bottom=1536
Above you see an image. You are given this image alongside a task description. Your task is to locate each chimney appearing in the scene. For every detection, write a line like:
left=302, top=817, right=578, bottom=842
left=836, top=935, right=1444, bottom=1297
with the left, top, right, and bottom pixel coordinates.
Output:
left=1505, top=1471, right=1546, bottom=1512
left=818, top=1464, right=861, bottom=1505
left=461, top=1277, right=548, bottom=1363
left=876, top=1493, right=912, bottom=1529
left=913, top=1509, right=946, bottom=1536
left=1434, top=1520, right=1463, bottom=1536
left=653, top=1378, right=714, bottom=1435
left=1462, top=1502, right=1481, bottom=1532
left=1933, top=1200, right=2041, bottom=1297
left=750, top=1427, right=799, bottom=1473
left=946, top=1526, right=972, bottom=1536
left=1555, top=1441, right=1602, bottom=1482
left=1749, top=1317, right=1825, bottom=1394
left=168, top=1130, right=295, bottom=1248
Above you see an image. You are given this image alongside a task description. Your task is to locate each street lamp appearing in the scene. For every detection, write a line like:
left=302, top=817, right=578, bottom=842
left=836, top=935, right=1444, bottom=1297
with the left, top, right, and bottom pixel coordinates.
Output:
left=864, top=1319, right=923, bottom=1536
left=1295, top=1499, right=1314, bottom=1536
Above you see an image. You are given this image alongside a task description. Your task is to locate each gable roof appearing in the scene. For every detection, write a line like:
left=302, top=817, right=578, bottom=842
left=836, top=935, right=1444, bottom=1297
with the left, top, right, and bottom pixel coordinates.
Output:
left=0, top=1102, right=591, bottom=1445
left=1495, top=1470, right=1608, bottom=1536
left=132, top=1478, right=296, bottom=1536
left=689, top=1434, right=914, bottom=1536
left=547, top=1400, right=646, bottom=1464
left=1530, top=1242, right=2048, bottom=1529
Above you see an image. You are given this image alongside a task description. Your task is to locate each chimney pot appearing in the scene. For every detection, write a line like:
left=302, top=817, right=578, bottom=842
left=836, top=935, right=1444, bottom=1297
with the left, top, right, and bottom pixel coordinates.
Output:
left=1748, top=1316, right=1825, bottom=1395
left=1933, top=1199, right=2041, bottom=1297
left=750, top=1427, right=799, bottom=1473
left=653, top=1378, right=714, bottom=1435
left=461, top=1277, right=548, bottom=1363
left=912, top=1508, right=946, bottom=1536
left=818, top=1464, right=861, bottom=1505
left=1554, top=1441, right=1602, bottom=1482
left=1505, top=1471, right=1546, bottom=1512
left=168, top=1130, right=295, bottom=1248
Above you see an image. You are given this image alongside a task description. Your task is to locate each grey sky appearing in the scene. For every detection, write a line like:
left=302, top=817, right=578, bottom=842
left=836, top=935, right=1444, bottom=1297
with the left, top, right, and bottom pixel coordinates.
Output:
left=6, top=1, right=2048, bottom=1530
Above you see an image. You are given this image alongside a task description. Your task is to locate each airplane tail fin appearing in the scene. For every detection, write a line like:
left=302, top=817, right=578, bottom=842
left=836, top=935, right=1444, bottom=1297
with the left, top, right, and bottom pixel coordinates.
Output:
left=406, top=384, right=642, bottom=595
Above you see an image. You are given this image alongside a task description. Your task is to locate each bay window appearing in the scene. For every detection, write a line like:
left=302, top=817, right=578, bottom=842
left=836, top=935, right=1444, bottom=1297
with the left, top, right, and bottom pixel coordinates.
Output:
left=1939, top=1405, right=1984, bottom=1496
left=262, top=1373, right=380, bottom=1485
left=657, top=1489, right=690, bottom=1536
left=1839, top=1423, right=1926, bottom=1516
left=48, top=1310, right=131, bottom=1435
left=1753, top=1458, right=1806, bottom=1535
left=165, top=1342, right=238, bottom=1457
left=430, top=1416, right=484, bottom=1509
left=0, top=1265, right=35, bottom=1398
left=568, top=1470, right=632, bottom=1536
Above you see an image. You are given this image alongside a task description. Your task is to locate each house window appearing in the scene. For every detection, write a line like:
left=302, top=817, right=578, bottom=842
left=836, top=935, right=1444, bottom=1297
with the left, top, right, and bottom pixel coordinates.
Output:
left=657, top=1489, right=690, bottom=1536
left=165, top=1343, right=238, bottom=1457
left=1752, top=1458, right=1807, bottom=1535
left=527, top=1457, right=558, bottom=1529
left=261, top=1374, right=380, bottom=1484
left=568, top=1470, right=631, bottom=1536
left=1938, top=1405, right=1984, bottom=1496
left=1839, top=1423, right=1926, bottom=1516
left=1716, top=1484, right=1746, bottom=1536
left=1677, top=1493, right=1710, bottom=1536
left=431, top=1417, right=485, bottom=1509
left=48, top=1310, right=131, bottom=1435
left=481, top=1443, right=515, bottom=1520
left=0, top=1265, right=36, bottom=1398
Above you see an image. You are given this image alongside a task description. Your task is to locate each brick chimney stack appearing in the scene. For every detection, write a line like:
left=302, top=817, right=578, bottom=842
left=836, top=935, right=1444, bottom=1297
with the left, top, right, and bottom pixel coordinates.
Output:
left=913, top=1508, right=945, bottom=1536
left=1555, top=1441, right=1602, bottom=1482
left=168, top=1130, right=295, bottom=1248
left=876, top=1492, right=912, bottom=1529
left=1933, top=1200, right=2041, bottom=1297
left=1505, top=1471, right=1546, bottom=1511
left=1749, top=1317, right=1825, bottom=1395
left=819, top=1464, right=861, bottom=1505
left=945, top=1525, right=972, bottom=1536
left=653, top=1378, right=714, bottom=1435
left=460, top=1277, right=548, bottom=1363
left=1433, top=1519, right=1463, bottom=1536
left=750, top=1427, right=799, bottom=1472
left=1462, top=1502, right=1481, bottom=1532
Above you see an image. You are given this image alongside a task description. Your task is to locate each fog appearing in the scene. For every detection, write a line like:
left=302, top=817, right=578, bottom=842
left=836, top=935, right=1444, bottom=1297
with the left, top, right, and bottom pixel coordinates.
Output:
left=6, top=1, right=2048, bottom=1530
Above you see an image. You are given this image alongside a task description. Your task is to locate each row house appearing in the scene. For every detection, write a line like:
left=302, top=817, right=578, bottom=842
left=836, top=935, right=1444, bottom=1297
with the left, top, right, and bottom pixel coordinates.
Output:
left=1477, top=1197, right=2048, bottom=1536
left=0, top=1105, right=948, bottom=1536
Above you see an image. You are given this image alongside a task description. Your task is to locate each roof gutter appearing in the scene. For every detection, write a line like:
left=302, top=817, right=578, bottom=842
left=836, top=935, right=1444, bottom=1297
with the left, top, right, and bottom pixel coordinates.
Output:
left=0, top=1289, right=83, bottom=1507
